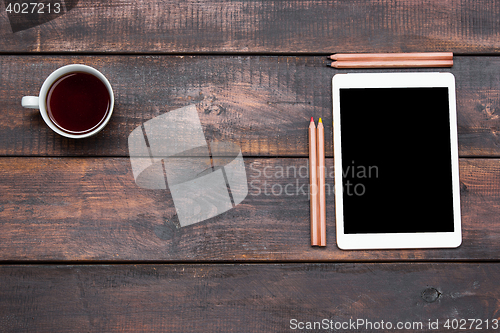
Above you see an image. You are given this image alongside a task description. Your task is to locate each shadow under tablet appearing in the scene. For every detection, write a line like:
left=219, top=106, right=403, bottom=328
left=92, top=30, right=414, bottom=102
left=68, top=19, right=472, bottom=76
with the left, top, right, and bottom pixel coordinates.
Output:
left=340, top=87, right=454, bottom=234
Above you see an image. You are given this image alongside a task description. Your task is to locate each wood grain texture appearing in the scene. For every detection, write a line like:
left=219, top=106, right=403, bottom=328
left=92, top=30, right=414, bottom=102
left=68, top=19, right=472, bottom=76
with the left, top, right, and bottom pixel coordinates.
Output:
left=0, top=263, right=499, bottom=332
left=1, top=1, right=498, bottom=328
left=0, top=157, right=498, bottom=261
left=1, top=0, right=499, bottom=53
left=2, top=55, right=500, bottom=157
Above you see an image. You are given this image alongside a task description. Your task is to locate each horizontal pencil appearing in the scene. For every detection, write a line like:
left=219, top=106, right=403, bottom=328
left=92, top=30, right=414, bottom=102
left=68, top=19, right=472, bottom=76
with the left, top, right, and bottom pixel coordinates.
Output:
left=328, top=52, right=453, bottom=61
left=329, top=59, right=453, bottom=69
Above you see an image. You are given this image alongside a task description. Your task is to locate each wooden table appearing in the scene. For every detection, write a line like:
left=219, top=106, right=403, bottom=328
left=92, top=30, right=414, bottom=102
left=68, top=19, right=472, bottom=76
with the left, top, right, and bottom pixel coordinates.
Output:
left=1, top=1, right=500, bottom=331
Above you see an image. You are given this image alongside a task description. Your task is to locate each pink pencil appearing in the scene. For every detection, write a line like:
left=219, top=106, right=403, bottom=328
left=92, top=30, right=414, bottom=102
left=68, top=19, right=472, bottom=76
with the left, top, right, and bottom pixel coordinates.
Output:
left=309, top=117, right=319, bottom=246
left=317, top=118, right=326, bottom=247
left=328, top=52, right=453, bottom=61
left=330, top=59, right=453, bottom=68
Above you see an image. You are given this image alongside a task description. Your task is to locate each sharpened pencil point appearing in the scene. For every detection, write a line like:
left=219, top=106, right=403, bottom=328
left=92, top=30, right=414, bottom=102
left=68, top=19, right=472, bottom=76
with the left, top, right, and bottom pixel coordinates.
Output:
left=310, top=117, right=314, bottom=122
left=319, top=118, right=322, bottom=123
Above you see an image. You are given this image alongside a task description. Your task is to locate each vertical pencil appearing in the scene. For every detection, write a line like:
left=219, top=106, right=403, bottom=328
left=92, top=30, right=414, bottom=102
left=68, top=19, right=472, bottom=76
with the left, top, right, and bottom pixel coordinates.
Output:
left=317, top=118, right=326, bottom=246
left=309, top=117, right=319, bottom=246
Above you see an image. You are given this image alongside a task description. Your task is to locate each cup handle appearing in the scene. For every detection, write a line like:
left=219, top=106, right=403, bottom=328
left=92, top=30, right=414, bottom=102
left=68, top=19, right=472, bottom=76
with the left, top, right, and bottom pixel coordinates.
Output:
left=21, top=96, right=40, bottom=109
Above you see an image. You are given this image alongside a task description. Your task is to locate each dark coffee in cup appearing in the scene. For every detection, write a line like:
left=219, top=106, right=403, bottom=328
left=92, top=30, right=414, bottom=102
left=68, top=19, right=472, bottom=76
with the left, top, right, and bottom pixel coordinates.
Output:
left=46, top=72, right=111, bottom=134
left=22, top=64, right=114, bottom=139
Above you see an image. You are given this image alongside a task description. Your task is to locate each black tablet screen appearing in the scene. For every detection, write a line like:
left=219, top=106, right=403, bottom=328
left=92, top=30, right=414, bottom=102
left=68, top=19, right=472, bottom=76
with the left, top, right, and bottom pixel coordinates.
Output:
left=339, top=87, right=455, bottom=234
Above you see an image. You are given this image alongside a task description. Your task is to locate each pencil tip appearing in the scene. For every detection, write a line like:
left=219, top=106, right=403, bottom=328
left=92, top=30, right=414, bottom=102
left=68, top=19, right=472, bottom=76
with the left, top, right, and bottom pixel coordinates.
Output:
left=310, top=117, right=314, bottom=122
left=319, top=118, right=322, bottom=123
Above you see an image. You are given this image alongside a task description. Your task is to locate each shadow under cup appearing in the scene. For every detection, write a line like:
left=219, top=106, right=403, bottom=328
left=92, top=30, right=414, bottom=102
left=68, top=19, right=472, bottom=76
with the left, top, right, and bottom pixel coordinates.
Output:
left=46, top=72, right=111, bottom=135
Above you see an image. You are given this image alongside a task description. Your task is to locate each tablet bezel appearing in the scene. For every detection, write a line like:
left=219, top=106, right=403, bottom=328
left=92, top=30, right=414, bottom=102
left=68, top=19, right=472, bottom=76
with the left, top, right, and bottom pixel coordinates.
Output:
left=332, top=72, right=461, bottom=250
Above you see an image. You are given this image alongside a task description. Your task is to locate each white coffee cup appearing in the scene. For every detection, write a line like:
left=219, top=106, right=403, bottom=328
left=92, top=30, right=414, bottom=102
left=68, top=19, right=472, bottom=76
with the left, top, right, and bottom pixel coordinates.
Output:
left=21, top=64, right=114, bottom=139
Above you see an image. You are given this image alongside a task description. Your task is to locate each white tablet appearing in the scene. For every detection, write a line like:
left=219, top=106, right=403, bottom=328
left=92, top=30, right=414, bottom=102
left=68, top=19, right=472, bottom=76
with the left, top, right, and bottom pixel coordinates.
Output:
left=332, top=73, right=461, bottom=250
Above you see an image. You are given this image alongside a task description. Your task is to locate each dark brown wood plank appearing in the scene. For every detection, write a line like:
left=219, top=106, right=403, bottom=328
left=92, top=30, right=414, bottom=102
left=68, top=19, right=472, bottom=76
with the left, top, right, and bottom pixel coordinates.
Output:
left=1, top=0, right=500, bottom=53
left=0, top=157, right=498, bottom=261
left=2, top=55, right=500, bottom=157
left=0, top=263, right=499, bottom=332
